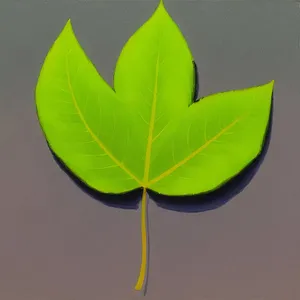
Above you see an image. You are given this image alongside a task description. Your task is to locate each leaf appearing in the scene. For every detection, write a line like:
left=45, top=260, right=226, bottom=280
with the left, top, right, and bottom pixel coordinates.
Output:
left=35, top=0, right=274, bottom=293
left=36, top=19, right=145, bottom=194
left=114, top=0, right=195, bottom=184
left=148, top=82, right=274, bottom=195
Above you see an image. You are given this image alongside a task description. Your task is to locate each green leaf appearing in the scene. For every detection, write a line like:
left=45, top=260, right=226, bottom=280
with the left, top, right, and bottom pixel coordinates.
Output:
left=148, top=82, right=274, bottom=195
left=35, top=0, right=274, bottom=293
left=114, top=0, right=195, bottom=186
left=36, top=20, right=145, bottom=194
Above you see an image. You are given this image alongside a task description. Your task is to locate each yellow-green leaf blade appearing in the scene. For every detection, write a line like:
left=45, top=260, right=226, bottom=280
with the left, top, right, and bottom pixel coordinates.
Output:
left=148, top=81, right=274, bottom=195
left=113, top=0, right=194, bottom=163
left=36, top=20, right=144, bottom=193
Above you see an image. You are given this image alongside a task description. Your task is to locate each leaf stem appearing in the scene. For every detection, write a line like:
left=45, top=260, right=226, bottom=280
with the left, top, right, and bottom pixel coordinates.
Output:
left=135, top=187, right=148, bottom=291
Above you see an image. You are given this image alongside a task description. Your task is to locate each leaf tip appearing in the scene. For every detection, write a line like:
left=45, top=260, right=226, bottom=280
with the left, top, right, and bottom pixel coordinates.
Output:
left=256, top=80, right=274, bottom=94
left=59, top=18, right=76, bottom=40
left=265, top=79, right=275, bottom=94
left=64, top=18, right=73, bottom=31
left=157, top=0, right=166, bottom=11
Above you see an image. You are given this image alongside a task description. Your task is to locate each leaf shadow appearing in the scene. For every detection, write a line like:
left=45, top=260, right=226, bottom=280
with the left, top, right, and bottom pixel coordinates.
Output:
left=193, top=61, right=200, bottom=102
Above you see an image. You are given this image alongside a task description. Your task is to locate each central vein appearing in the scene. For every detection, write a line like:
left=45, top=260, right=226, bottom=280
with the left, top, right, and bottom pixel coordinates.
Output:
left=143, top=53, right=160, bottom=185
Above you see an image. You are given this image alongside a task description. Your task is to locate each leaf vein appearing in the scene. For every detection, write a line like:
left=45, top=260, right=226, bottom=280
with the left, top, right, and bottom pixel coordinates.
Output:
left=148, top=116, right=244, bottom=186
left=65, top=54, right=142, bottom=186
left=143, top=52, right=160, bottom=185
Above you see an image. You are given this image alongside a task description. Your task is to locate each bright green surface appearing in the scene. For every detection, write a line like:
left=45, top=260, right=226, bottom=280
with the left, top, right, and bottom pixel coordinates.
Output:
left=36, top=0, right=273, bottom=196
left=114, top=0, right=194, bottom=160
left=148, top=83, right=273, bottom=195
left=36, top=20, right=144, bottom=194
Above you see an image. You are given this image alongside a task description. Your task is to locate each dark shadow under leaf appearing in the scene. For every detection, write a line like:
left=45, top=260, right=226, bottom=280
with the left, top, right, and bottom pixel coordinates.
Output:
left=193, top=61, right=200, bottom=102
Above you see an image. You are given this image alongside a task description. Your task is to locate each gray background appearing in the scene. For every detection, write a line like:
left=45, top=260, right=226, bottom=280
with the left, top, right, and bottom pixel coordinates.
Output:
left=0, top=0, right=299, bottom=299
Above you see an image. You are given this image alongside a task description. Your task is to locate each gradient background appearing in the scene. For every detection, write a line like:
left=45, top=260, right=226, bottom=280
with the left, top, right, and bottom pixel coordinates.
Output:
left=0, top=0, right=300, bottom=299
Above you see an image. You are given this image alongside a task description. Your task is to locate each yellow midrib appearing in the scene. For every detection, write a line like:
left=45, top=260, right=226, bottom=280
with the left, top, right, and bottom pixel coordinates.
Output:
left=65, top=57, right=143, bottom=186
left=148, top=116, right=243, bottom=186
left=142, top=54, right=160, bottom=185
